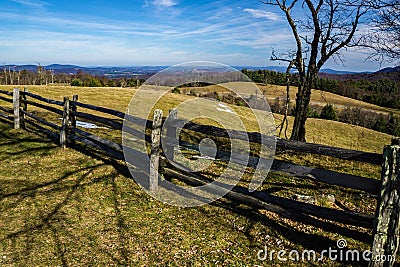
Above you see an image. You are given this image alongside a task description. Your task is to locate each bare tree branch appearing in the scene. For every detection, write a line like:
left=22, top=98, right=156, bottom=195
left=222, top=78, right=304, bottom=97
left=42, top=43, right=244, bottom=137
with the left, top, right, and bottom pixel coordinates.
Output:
left=261, top=0, right=374, bottom=141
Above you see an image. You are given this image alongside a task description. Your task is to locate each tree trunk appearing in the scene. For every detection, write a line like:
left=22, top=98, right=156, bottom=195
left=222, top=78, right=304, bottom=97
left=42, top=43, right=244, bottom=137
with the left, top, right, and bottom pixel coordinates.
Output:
left=291, top=84, right=312, bottom=142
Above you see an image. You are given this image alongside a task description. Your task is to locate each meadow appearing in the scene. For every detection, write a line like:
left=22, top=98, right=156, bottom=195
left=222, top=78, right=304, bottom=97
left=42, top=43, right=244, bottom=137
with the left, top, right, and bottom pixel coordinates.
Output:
left=179, top=82, right=400, bottom=116
left=0, top=83, right=395, bottom=266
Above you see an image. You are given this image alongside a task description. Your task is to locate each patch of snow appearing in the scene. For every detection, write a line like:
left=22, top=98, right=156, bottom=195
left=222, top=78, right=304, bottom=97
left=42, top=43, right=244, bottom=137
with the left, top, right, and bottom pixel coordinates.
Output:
left=216, top=107, right=234, bottom=114
left=59, top=118, right=109, bottom=129
left=192, top=155, right=215, bottom=160
left=76, top=121, right=109, bottom=129
left=124, top=137, right=138, bottom=141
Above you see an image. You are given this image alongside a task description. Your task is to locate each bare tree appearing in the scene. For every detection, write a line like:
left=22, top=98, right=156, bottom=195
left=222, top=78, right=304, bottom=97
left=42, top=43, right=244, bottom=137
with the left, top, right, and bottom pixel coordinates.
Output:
left=37, top=63, right=45, bottom=85
left=16, top=70, right=21, bottom=85
left=367, top=0, right=400, bottom=62
left=3, top=65, right=8, bottom=85
left=9, top=66, right=14, bottom=85
left=278, top=60, right=295, bottom=139
left=49, top=69, right=55, bottom=84
left=262, top=0, right=372, bottom=141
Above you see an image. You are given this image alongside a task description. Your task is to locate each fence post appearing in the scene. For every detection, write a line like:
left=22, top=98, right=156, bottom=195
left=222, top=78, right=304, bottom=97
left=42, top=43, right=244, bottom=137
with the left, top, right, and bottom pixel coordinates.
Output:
left=70, top=95, right=78, bottom=146
left=71, top=95, right=78, bottom=128
left=370, top=138, right=400, bottom=267
left=20, top=87, right=28, bottom=129
left=165, top=109, right=178, bottom=162
left=12, top=88, right=20, bottom=129
left=149, top=109, right=163, bottom=191
left=60, top=97, right=70, bottom=149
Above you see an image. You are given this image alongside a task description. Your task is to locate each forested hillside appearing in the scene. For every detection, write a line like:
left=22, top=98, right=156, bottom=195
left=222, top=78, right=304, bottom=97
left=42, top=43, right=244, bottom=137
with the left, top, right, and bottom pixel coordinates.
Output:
left=241, top=68, right=400, bottom=110
left=242, top=68, right=400, bottom=136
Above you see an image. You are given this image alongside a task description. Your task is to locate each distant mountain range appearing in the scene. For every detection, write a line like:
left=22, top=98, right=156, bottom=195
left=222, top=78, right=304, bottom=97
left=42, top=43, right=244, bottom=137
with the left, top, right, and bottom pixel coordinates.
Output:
left=376, top=66, right=400, bottom=73
left=3, top=64, right=167, bottom=78
left=3, top=64, right=398, bottom=78
left=239, top=66, right=362, bottom=75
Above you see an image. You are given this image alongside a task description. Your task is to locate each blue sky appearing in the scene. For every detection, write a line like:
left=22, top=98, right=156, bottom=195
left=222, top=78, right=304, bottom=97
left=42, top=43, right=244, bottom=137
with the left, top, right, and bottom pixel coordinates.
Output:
left=0, top=0, right=387, bottom=71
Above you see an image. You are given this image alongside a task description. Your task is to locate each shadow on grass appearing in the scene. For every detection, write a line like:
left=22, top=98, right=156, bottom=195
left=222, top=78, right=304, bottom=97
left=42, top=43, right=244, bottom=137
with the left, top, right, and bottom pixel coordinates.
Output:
left=160, top=170, right=372, bottom=266
left=0, top=120, right=374, bottom=266
left=70, top=138, right=374, bottom=266
left=0, top=120, right=56, bottom=162
left=212, top=200, right=370, bottom=266
left=0, top=164, right=133, bottom=266
left=0, top=124, right=134, bottom=266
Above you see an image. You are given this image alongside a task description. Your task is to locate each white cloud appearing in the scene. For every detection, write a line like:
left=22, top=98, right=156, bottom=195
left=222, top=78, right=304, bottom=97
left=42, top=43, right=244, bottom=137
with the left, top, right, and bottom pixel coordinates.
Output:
left=243, top=8, right=279, bottom=21
left=0, top=11, right=171, bottom=37
left=153, top=0, right=177, bottom=7
left=10, top=0, right=48, bottom=8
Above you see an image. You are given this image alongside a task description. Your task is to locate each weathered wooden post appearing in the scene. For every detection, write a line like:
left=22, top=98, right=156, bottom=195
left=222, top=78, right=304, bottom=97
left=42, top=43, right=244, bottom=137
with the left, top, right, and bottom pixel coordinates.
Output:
left=12, top=88, right=20, bottom=129
left=149, top=109, right=163, bottom=191
left=20, top=87, right=28, bottom=129
left=68, top=95, right=78, bottom=146
left=165, top=109, right=178, bottom=161
left=71, top=95, right=78, bottom=128
left=60, top=97, right=70, bottom=149
left=370, top=137, right=400, bottom=267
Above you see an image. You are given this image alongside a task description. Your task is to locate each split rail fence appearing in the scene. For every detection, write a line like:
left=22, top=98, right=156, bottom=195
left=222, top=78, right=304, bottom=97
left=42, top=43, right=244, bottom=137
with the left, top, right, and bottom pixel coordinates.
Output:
left=0, top=87, right=399, bottom=266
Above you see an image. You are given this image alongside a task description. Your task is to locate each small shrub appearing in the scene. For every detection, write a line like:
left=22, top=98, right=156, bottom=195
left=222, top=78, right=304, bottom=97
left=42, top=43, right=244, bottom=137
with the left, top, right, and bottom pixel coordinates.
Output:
left=308, top=108, right=320, bottom=118
left=107, top=80, right=116, bottom=87
left=172, top=87, right=181, bottom=94
left=71, top=78, right=83, bottom=87
left=320, top=104, right=338, bottom=121
left=373, top=116, right=387, bottom=133
left=214, top=92, right=222, bottom=102
left=237, top=100, right=245, bottom=107
left=387, top=114, right=400, bottom=136
left=87, top=78, right=102, bottom=87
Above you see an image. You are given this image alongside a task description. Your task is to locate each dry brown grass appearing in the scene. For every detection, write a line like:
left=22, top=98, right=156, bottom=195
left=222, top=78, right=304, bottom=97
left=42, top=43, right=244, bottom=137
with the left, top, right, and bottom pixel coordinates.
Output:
left=0, top=123, right=372, bottom=266
left=179, top=82, right=400, bottom=116
left=0, top=84, right=394, bottom=266
left=0, top=84, right=391, bottom=152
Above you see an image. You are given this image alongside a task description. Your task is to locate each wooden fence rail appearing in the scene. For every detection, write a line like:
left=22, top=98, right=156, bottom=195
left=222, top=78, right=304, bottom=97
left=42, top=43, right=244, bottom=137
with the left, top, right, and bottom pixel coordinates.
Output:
left=172, top=119, right=382, bottom=165
left=1, top=88, right=399, bottom=266
left=0, top=95, right=13, bottom=103
left=0, top=91, right=15, bottom=122
left=22, top=91, right=64, bottom=106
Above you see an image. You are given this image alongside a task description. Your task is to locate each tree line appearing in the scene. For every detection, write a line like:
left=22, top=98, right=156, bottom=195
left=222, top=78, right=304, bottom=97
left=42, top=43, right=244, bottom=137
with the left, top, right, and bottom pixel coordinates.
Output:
left=242, top=68, right=400, bottom=109
left=242, top=68, right=400, bottom=136
left=70, top=70, right=145, bottom=88
left=0, top=65, right=146, bottom=88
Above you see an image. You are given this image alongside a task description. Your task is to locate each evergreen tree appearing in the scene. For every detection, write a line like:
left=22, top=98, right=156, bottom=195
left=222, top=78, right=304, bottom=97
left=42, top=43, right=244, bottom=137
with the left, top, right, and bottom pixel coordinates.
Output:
left=320, top=105, right=338, bottom=121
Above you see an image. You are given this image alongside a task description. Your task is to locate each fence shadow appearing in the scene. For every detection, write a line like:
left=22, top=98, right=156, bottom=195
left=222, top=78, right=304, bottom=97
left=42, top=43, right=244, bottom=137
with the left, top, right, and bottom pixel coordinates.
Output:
left=210, top=199, right=369, bottom=266
left=0, top=133, right=133, bottom=266
left=1, top=89, right=396, bottom=266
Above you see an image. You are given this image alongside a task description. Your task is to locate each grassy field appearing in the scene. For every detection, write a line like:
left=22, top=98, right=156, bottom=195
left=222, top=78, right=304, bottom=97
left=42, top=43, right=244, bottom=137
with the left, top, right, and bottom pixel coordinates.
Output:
left=179, top=82, right=400, bottom=116
left=0, top=84, right=395, bottom=266
left=0, top=84, right=392, bottom=153
left=0, top=120, right=379, bottom=267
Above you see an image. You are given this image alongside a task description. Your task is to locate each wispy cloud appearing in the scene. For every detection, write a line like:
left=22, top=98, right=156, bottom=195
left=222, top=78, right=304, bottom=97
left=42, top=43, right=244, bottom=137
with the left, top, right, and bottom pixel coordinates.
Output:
left=243, top=8, right=279, bottom=21
left=0, top=11, right=171, bottom=37
left=153, top=0, right=177, bottom=8
left=10, top=0, right=48, bottom=8
left=0, top=0, right=382, bottom=70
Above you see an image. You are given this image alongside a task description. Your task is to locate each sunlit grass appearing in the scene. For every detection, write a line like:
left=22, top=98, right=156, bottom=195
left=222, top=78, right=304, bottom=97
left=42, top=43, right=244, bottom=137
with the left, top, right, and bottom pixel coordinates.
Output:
left=0, top=122, right=372, bottom=266
left=180, top=82, right=400, bottom=116
left=0, top=84, right=393, bottom=153
left=0, top=83, right=395, bottom=265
